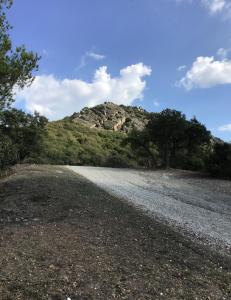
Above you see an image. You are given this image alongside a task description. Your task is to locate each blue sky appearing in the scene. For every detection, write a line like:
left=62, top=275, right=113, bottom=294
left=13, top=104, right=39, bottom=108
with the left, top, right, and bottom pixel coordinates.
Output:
left=8, top=0, right=231, bottom=141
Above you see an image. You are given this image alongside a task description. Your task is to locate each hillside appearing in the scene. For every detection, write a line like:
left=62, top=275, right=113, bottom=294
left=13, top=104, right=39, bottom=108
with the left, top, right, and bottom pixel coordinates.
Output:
left=27, top=102, right=230, bottom=176
left=28, top=102, right=150, bottom=167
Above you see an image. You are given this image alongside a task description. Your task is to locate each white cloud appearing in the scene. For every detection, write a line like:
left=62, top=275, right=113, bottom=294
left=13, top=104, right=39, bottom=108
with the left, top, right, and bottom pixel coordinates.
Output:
left=79, top=50, right=106, bottom=69
left=177, top=65, right=187, bottom=71
left=218, top=123, right=231, bottom=131
left=201, top=0, right=226, bottom=14
left=87, top=51, right=105, bottom=61
left=16, top=63, right=152, bottom=120
left=217, top=47, right=230, bottom=59
left=177, top=56, right=231, bottom=90
left=153, top=100, right=160, bottom=107
left=177, top=0, right=231, bottom=17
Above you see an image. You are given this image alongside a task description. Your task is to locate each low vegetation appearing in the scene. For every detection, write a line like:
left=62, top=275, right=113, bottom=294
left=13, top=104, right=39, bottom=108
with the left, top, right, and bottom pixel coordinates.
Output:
left=23, top=108, right=231, bottom=179
left=206, top=142, right=231, bottom=178
left=0, top=0, right=231, bottom=179
left=28, top=119, right=137, bottom=168
left=125, top=109, right=212, bottom=170
left=0, top=0, right=46, bottom=173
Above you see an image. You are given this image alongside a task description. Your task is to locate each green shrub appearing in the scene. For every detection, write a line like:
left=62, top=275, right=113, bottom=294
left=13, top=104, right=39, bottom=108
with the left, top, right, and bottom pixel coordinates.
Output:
left=0, top=135, right=17, bottom=169
left=104, top=154, right=131, bottom=168
left=29, top=120, right=137, bottom=167
left=184, top=156, right=205, bottom=171
left=206, top=142, right=231, bottom=178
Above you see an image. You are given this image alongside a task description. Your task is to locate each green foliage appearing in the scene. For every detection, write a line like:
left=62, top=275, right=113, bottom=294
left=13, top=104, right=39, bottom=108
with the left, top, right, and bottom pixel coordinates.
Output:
left=185, top=117, right=211, bottom=155
left=0, top=1, right=39, bottom=110
left=206, top=142, right=231, bottom=178
left=146, top=109, right=188, bottom=168
left=0, top=1, right=42, bottom=170
left=0, top=2, right=229, bottom=181
left=145, top=110, right=211, bottom=169
left=27, top=107, right=231, bottom=180
left=0, top=109, right=48, bottom=161
left=124, top=129, right=159, bottom=168
left=29, top=120, right=137, bottom=167
left=125, top=109, right=211, bottom=171
left=0, top=133, right=17, bottom=169
left=104, top=153, right=132, bottom=168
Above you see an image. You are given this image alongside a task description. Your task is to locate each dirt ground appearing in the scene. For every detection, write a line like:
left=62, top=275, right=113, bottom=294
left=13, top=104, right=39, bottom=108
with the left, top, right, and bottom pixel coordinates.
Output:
left=0, top=165, right=230, bottom=300
left=68, top=166, right=231, bottom=252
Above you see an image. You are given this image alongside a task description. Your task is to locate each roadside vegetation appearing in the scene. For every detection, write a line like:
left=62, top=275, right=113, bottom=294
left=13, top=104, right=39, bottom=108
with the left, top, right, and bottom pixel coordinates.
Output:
left=26, top=110, right=231, bottom=179
left=0, top=0, right=231, bottom=179
left=0, top=0, right=47, bottom=172
left=28, top=119, right=136, bottom=168
left=125, top=110, right=231, bottom=178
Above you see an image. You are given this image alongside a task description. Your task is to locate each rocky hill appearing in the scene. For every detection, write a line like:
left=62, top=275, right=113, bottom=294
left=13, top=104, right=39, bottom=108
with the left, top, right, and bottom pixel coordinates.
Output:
left=28, top=102, right=151, bottom=168
left=70, top=102, right=150, bottom=132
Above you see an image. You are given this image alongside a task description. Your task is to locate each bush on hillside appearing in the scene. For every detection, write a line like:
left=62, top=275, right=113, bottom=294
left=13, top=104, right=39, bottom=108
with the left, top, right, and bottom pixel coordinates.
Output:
left=104, top=153, right=132, bottom=168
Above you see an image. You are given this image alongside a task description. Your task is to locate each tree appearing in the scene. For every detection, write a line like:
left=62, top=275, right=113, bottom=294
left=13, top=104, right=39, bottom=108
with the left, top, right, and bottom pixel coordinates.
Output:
left=124, top=128, right=159, bottom=168
left=206, top=142, right=231, bottom=178
left=0, top=1, right=41, bottom=170
left=175, top=117, right=211, bottom=170
left=147, top=109, right=187, bottom=168
left=0, top=109, right=48, bottom=161
left=185, top=117, right=211, bottom=155
left=0, top=133, right=16, bottom=169
left=0, top=0, right=39, bottom=110
left=144, top=111, right=211, bottom=169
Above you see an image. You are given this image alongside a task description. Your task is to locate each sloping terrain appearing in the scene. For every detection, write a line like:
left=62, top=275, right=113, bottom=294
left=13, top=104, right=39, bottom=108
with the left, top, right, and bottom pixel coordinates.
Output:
left=68, top=166, right=231, bottom=254
left=30, top=120, right=136, bottom=167
left=0, top=165, right=230, bottom=299
left=29, top=102, right=150, bottom=167
left=28, top=102, right=151, bottom=167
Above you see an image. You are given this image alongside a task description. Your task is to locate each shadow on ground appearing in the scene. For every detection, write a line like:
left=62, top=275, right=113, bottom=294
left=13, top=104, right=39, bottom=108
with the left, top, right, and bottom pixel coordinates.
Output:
left=0, top=165, right=230, bottom=300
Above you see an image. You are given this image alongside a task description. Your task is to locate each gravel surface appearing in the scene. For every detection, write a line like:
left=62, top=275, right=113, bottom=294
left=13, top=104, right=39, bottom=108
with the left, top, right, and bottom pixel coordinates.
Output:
left=0, top=165, right=230, bottom=299
left=67, top=166, right=231, bottom=253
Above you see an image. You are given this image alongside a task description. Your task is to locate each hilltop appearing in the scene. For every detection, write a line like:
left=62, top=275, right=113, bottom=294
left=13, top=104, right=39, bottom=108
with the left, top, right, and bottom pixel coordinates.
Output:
left=28, top=102, right=150, bottom=167
left=69, top=102, right=150, bottom=132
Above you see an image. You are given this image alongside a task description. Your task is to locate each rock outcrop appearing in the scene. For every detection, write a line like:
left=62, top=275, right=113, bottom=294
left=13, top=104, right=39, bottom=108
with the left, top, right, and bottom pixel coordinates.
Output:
left=70, top=102, right=150, bottom=132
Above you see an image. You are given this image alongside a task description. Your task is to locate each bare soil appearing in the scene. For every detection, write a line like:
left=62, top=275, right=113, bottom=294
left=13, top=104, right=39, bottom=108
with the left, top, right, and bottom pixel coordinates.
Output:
left=0, top=165, right=230, bottom=300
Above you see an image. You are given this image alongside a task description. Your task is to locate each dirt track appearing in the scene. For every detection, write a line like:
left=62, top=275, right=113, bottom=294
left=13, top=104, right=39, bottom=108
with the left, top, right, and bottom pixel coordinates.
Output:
left=68, top=166, right=231, bottom=253
left=0, top=165, right=230, bottom=299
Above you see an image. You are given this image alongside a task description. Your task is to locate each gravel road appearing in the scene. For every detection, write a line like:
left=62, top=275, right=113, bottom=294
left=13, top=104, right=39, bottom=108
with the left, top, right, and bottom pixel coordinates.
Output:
left=68, top=166, right=231, bottom=252
left=1, top=165, right=230, bottom=299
